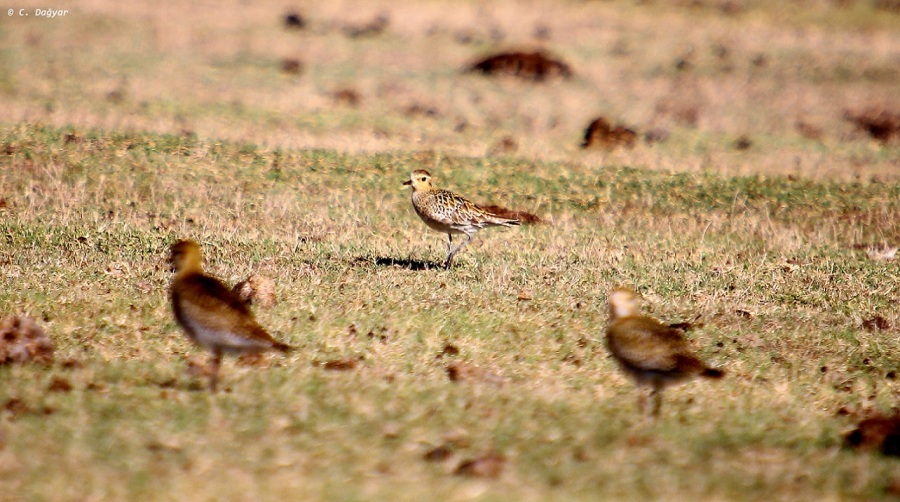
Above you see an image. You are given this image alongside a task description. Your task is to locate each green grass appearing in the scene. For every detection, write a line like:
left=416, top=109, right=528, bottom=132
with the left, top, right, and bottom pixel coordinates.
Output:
left=1, top=123, right=898, bottom=500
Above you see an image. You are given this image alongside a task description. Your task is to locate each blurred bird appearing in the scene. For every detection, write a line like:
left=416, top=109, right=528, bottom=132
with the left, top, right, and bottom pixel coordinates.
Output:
left=403, top=170, right=520, bottom=268
left=168, top=240, right=291, bottom=391
left=605, top=288, right=724, bottom=417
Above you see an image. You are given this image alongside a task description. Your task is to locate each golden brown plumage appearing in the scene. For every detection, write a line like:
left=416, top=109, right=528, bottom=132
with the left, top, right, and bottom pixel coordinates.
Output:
left=168, top=240, right=291, bottom=391
left=606, top=288, right=724, bottom=417
left=403, top=169, right=520, bottom=268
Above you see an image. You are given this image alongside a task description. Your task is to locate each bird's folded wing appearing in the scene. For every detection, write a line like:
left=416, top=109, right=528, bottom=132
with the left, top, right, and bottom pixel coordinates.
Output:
left=177, top=292, right=277, bottom=345
left=609, top=318, right=687, bottom=371
left=176, top=275, right=256, bottom=329
left=429, top=191, right=475, bottom=225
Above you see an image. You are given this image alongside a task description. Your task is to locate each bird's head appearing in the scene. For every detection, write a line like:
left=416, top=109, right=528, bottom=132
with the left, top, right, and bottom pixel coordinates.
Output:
left=608, top=288, right=640, bottom=320
left=403, top=169, right=433, bottom=191
left=168, top=239, right=203, bottom=275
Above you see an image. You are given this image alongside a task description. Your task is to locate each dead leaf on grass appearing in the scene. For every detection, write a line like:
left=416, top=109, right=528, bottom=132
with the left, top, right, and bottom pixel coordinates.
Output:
left=436, top=343, right=460, bottom=359
left=446, top=362, right=505, bottom=386
left=454, top=453, right=505, bottom=478
left=3, top=398, right=29, bottom=417
left=318, top=356, right=363, bottom=371
left=862, top=316, right=891, bottom=332
left=423, top=444, right=453, bottom=462
left=845, top=414, right=900, bottom=457
left=47, top=376, right=73, bottom=393
left=332, top=88, right=361, bottom=107
left=0, top=315, right=54, bottom=365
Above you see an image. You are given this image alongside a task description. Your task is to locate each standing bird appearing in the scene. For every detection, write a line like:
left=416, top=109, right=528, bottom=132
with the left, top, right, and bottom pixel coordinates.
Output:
left=605, top=288, right=724, bottom=418
left=168, top=240, right=292, bottom=391
left=403, top=170, right=520, bottom=268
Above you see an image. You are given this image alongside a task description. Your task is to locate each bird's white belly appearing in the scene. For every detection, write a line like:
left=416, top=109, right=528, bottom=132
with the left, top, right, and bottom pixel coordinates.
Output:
left=185, top=319, right=266, bottom=354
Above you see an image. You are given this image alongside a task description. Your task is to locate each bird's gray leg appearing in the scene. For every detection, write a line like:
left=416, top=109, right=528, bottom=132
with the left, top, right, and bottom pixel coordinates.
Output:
left=209, top=351, right=223, bottom=392
left=445, top=233, right=474, bottom=268
left=443, top=234, right=453, bottom=268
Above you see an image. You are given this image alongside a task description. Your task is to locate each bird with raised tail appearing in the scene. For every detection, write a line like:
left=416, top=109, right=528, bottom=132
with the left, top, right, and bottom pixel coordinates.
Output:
left=605, top=288, right=724, bottom=418
left=403, top=169, right=520, bottom=268
left=168, top=240, right=292, bottom=391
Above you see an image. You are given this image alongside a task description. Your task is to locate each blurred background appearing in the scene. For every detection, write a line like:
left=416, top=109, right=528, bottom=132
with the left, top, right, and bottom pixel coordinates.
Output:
left=1, top=0, right=898, bottom=180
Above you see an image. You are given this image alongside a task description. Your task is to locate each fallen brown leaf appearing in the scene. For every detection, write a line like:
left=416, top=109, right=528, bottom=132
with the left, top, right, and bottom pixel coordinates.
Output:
left=3, top=398, right=29, bottom=417
left=845, top=414, right=900, bottom=456
left=47, top=376, right=73, bottom=393
left=0, top=315, right=55, bottom=365
left=862, top=316, right=891, bottom=331
left=454, top=453, right=505, bottom=478
left=319, top=357, right=362, bottom=371
left=436, top=343, right=460, bottom=359
left=423, top=444, right=453, bottom=462
left=446, top=362, right=505, bottom=386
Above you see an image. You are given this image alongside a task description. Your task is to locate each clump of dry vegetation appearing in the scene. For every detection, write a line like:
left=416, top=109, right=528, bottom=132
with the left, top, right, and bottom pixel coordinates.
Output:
left=283, top=11, right=306, bottom=30
left=280, top=58, right=303, bottom=75
left=467, top=50, right=572, bottom=81
left=581, top=117, right=638, bottom=150
left=845, top=414, right=900, bottom=457
left=232, top=274, right=278, bottom=308
left=845, top=107, right=900, bottom=144
left=332, top=88, right=361, bottom=107
left=0, top=315, right=54, bottom=365
left=454, top=453, right=506, bottom=478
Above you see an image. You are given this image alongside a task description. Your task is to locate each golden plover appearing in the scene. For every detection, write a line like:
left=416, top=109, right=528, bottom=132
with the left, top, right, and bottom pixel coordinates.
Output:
left=168, top=240, right=292, bottom=391
left=606, top=288, right=724, bottom=417
left=403, top=169, right=520, bottom=268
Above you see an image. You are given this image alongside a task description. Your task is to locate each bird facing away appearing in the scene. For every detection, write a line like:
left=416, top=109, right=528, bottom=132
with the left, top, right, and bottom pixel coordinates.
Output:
left=168, top=240, right=291, bottom=391
left=403, top=169, right=520, bottom=268
left=605, top=288, right=724, bottom=418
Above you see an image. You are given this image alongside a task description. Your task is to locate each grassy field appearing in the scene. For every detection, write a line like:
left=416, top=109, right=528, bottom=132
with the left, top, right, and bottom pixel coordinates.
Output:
left=1, top=0, right=900, bottom=500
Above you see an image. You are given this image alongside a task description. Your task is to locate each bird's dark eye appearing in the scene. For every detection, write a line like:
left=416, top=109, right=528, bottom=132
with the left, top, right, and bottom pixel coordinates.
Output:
left=421, top=177, right=426, bottom=181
